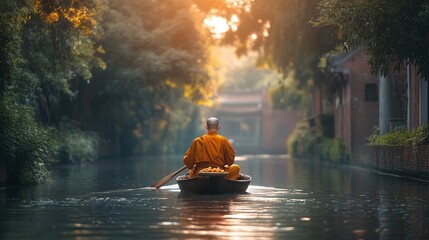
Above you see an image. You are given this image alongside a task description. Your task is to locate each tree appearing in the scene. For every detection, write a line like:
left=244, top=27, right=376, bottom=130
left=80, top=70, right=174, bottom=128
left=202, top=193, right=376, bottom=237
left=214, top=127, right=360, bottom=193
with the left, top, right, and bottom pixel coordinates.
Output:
left=24, top=0, right=107, bottom=124
left=84, top=0, right=218, bottom=155
left=196, top=0, right=338, bottom=86
left=215, top=47, right=282, bottom=91
left=0, top=0, right=107, bottom=184
left=316, top=0, right=429, bottom=78
left=192, top=0, right=339, bottom=115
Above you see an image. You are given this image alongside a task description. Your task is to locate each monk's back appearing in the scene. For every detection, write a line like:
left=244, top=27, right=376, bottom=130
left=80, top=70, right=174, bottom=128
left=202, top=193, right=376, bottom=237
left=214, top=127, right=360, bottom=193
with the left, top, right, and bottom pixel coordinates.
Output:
left=195, top=132, right=227, bottom=166
left=182, top=117, right=238, bottom=179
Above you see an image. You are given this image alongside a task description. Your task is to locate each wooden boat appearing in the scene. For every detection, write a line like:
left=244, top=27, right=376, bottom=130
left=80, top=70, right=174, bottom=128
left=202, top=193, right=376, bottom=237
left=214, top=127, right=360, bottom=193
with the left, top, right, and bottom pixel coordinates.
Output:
left=176, top=172, right=251, bottom=194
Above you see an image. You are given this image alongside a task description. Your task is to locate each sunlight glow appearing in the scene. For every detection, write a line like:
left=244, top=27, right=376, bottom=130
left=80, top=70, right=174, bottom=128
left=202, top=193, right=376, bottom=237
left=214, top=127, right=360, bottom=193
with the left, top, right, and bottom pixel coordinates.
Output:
left=226, top=0, right=253, bottom=12
left=228, top=14, right=239, bottom=32
left=203, top=12, right=240, bottom=38
left=204, top=15, right=230, bottom=39
left=263, top=22, right=270, bottom=37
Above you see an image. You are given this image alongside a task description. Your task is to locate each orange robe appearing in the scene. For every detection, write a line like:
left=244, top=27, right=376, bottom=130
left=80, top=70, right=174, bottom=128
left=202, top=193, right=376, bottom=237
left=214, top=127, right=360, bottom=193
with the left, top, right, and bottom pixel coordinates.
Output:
left=183, top=132, right=239, bottom=179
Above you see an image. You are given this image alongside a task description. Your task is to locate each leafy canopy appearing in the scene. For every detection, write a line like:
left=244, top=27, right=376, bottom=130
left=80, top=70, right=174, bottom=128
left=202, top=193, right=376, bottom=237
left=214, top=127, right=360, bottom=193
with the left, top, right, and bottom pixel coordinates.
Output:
left=89, top=0, right=218, bottom=154
left=316, top=0, right=429, bottom=78
left=196, top=0, right=338, bottom=86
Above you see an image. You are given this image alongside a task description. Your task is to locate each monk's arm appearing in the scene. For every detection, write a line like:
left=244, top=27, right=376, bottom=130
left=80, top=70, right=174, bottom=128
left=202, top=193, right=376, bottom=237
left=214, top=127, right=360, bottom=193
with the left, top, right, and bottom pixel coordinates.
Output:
left=224, top=139, right=236, bottom=166
left=183, top=142, right=196, bottom=169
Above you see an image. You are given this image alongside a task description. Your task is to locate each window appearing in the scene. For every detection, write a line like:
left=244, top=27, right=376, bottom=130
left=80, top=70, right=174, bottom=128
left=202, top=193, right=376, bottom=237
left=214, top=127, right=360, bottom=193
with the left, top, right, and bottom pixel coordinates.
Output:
left=365, top=83, right=378, bottom=102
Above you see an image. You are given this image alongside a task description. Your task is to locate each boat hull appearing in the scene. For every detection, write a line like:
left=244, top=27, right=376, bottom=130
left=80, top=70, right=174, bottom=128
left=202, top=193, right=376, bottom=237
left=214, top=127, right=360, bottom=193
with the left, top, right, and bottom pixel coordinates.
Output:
left=176, top=174, right=251, bottom=194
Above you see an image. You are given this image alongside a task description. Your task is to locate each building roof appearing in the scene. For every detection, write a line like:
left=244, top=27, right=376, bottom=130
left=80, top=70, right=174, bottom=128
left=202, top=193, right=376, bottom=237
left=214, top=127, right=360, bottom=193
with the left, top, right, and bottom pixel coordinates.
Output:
left=216, top=90, right=264, bottom=113
left=327, top=47, right=362, bottom=73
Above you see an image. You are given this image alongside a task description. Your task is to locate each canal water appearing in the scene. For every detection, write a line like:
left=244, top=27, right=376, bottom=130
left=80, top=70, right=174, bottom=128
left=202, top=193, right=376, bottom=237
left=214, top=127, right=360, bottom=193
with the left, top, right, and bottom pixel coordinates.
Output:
left=1, top=155, right=428, bottom=239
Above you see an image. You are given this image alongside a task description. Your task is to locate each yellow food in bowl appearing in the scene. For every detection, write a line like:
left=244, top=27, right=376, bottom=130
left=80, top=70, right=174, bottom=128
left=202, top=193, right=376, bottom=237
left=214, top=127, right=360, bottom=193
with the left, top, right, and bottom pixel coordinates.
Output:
left=200, top=167, right=225, bottom=173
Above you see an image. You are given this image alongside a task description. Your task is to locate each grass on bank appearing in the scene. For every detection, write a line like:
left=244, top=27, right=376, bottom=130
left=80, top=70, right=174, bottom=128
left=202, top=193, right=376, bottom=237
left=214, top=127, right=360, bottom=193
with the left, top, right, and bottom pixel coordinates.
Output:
left=1, top=97, right=100, bottom=185
left=287, top=121, right=348, bottom=164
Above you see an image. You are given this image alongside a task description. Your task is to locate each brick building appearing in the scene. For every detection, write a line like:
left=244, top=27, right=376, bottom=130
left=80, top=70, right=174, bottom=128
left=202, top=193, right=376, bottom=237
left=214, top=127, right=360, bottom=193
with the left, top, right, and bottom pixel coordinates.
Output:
left=408, top=65, right=429, bottom=127
left=369, top=64, right=429, bottom=179
left=326, top=48, right=407, bottom=164
left=209, top=90, right=301, bottom=154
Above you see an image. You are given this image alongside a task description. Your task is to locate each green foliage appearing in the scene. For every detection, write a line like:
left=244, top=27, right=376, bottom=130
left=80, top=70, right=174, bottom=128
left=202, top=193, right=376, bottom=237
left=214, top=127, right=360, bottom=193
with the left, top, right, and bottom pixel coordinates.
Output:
left=410, top=125, right=429, bottom=145
left=368, top=125, right=429, bottom=146
left=0, top=1, right=54, bottom=185
left=0, top=0, right=107, bottom=185
left=196, top=0, right=340, bottom=122
left=287, top=122, right=323, bottom=159
left=22, top=0, right=107, bottom=124
left=202, top=0, right=339, bottom=86
left=53, top=126, right=99, bottom=165
left=0, top=96, right=52, bottom=184
left=86, top=0, right=216, bottom=155
left=319, top=137, right=348, bottom=163
left=316, top=0, right=429, bottom=79
left=287, top=118, right=348, bottom=163
left=0, top=0, right=36, bottom=98
left=269, top=73, right=310, bottom=112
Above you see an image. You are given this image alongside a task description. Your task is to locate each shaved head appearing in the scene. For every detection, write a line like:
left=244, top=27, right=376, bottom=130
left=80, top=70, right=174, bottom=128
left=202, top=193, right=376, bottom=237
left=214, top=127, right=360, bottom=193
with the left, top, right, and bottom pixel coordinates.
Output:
left=206, top=117, right=220, bottom=131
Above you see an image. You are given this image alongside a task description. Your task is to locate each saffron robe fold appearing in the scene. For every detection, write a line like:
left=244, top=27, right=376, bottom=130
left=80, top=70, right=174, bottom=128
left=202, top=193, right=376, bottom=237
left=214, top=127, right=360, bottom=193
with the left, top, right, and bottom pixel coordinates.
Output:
left=183, top=132, right=236, bottom=177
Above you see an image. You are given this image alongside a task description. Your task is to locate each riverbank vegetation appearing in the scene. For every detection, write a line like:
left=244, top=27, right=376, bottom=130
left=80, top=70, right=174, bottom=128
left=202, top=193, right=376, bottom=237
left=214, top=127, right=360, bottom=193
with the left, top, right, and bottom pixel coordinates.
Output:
left=0, top=0, right=217, bottom=184
left=53, top=126, right=99, bottom=165
left=368, top=125, right=429, bottom=146
left=287, top=116, right=348, bottom=164
left=2, top=0, right=429, bottom=184
left=0, top=0, right=107, bottom=184
left=0, top=96, right=53, bottom=184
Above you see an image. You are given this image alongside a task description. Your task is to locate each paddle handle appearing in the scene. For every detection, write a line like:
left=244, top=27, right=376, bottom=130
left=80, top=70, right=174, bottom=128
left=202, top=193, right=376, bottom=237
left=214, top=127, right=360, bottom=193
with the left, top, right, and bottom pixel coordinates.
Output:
left=150, top=165, right=187, bottom=189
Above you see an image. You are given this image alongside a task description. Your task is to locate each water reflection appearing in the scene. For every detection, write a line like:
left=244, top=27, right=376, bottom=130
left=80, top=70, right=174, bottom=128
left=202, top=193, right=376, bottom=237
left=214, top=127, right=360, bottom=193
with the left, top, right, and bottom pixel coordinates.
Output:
left=0, top=155, right=429, bottom=239
left=152, top=185, right=314, bottom=239
left=175, top=194, right=241, bottom=239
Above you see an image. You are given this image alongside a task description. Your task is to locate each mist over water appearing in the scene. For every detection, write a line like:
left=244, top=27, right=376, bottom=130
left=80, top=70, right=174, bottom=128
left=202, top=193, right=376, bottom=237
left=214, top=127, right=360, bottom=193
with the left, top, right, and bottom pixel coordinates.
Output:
left=1, top=155, right=428, bottom=239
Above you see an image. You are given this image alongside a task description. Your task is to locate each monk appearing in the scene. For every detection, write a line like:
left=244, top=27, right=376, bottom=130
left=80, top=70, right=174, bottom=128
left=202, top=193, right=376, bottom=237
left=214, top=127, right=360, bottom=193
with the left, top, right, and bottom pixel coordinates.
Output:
left=183, top=117, right=240, bottom=180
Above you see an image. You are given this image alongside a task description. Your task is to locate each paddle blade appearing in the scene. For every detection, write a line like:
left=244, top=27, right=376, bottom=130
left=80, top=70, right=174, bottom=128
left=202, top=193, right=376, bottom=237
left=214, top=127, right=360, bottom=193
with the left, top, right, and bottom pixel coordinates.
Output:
left=150, top=166, right=187, bottom=189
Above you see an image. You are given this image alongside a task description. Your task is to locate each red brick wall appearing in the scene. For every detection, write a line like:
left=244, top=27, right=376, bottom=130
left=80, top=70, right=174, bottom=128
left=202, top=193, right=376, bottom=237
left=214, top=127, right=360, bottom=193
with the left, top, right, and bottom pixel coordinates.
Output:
left=333, top=52, right=422, bottom=167
left=370, top=145, right=429, bottom=180
left=335, top=76, right=352, bottom=153
left=411, top=65, right=421, bottom=128
left=390, top=68, right=407, bottom=119
left=343, top=51, right=379, bottom=164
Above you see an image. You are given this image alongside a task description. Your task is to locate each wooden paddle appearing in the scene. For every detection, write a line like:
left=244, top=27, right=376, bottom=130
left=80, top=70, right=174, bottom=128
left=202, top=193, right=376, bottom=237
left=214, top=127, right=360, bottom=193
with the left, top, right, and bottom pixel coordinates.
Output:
left=150, top=165, right=187, bottom=189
